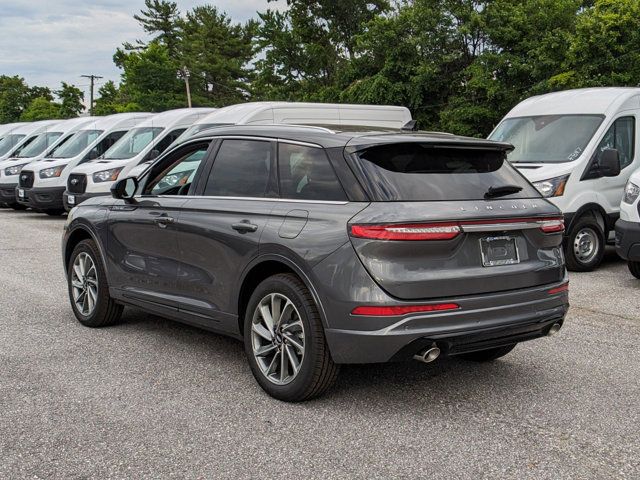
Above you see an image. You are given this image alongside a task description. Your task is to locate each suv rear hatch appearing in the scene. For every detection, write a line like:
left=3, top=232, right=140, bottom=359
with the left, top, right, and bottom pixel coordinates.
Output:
left=345, top=136, right=565, bottom=300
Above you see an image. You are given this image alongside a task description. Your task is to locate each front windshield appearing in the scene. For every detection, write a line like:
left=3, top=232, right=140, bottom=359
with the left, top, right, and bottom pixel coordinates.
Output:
left=174, top=123, right=230, bottom=144
left=489, top=115, right=604, bottom=163
left=51, top=130, right=103, bottom=159
left=0, top=134, right=26, bottom=156
left=103, top=127, right=163, bottom=160
left=16, top=131, right=62, bottom=158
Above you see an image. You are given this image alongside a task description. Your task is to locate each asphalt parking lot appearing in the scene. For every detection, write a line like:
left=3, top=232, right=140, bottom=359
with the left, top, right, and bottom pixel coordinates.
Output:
left=0, top=209, right=639, bottom=479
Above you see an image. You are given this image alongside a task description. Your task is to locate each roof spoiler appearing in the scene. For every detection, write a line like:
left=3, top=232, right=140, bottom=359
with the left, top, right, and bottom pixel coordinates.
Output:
left=401, top=120, right=418, bottom=131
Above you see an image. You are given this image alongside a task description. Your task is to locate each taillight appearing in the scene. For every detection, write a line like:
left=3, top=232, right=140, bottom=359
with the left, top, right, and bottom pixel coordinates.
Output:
left=351, top=303, right=460, bottom=316
left=539, top=218, right=565, bottom=234
left=350, top=223, right=461, bottom=241
left=548, top=282, right=569, bottom=295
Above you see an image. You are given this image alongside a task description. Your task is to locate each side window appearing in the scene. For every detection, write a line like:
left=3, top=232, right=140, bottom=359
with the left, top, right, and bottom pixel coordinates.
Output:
left=142, top=128, right=186, bottom=162
left=204, top=140, right=273, bottom=197
left=596, top=116, right=635, bottom=169
left=82, top=131, right=126, bottom=162
left=145, top=146, right=210, bottom=196
left=278, top=143, right=347, bottom=201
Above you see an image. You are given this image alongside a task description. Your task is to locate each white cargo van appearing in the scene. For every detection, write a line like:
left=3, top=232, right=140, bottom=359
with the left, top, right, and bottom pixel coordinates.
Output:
left=16, top=113, right=150, bottom=214
left=126, top=102, right=413, bottom=181
left=615, top=169, right=640, bottom=278
left=0, top=120, right=61, bottom=162
left=489, top=88, right=639, bottom=271
left=0, top=123, right=26, bottom=143
left=63, top=108, right=214, bottom=209
left=0, top=117, right=98, bottom=208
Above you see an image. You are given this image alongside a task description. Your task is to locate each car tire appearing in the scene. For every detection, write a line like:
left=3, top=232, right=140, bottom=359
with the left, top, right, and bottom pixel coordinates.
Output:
left=564, top=215, right=605, bottom=272
left=458, top=344, right=516, bottom=362
left=243, top=273, right=339, bottom=402
left=628, top=261, right=640, bottom=279
left=67, top=239, right=123, bottom=328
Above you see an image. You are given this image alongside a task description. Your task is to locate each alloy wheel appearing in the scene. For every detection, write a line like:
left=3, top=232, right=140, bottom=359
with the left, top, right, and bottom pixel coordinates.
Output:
left=71, top=252, right=99, bottom=316
left=251, top=293, right=305, bottom=386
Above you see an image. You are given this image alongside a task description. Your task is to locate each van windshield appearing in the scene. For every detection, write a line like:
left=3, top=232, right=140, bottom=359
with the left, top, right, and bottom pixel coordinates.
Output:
left=104, top=127, right=163, bottom=160
left=489, top=115, right=603, bottom=163
left=16, top=132, right=62, bottom=158
left=0, top=134, right=26, bottom=156
left=51, top=130, right=103, bottom=159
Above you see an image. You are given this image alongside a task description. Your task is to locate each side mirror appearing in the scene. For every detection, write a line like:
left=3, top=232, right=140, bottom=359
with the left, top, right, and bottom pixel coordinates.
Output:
left=600, top=148, right=621, bottom=177
left=148, top=149, right=160, bottom=160
left=111, top=177, right=138, bottom=200
left=87, top=149, right=99, bottom=160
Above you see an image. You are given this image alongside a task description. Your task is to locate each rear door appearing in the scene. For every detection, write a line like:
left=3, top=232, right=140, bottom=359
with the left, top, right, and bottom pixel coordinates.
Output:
left=346, top=142, right=565, bottom=300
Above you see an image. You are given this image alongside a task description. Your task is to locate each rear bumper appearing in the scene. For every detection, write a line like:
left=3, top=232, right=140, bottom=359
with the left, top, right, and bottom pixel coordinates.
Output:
left=17, top=186, right=65, bottom=211
left=0, top=183, right=18, bottom=204
left=615, top=219, right=640, bottom=261
left=63, top=191, right=107, bottom=211
left=324, top=282, right=569, bottom=364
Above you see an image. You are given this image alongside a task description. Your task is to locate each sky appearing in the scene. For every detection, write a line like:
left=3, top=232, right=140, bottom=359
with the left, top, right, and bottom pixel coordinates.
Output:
left=0, top=0, right=278, bottom=99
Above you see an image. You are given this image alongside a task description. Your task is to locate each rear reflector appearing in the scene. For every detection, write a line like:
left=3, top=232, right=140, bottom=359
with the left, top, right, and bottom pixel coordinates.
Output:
left=350, top=216, right=564, bottom=241
left=548, top=283, right=569, bottom=295
left=351, top=303, right=460, bottom=316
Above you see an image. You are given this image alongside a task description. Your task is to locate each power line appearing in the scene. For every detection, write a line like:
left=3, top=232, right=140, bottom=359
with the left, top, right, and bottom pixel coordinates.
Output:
left=80, top=74, right=103, bottom=116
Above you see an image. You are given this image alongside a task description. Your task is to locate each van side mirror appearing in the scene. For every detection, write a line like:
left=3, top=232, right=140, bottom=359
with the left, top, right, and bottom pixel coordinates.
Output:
left=148, top=149, right=160, bottom=160
left=87, top=149, right=99, bottom=160
left=599, top=148, right=621, bottom=177
left=111, top=177, right=138, bottom=200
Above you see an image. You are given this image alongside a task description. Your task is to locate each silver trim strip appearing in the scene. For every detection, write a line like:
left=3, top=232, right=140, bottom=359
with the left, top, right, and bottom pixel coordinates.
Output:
left=462, top=222, right=541, bottom=232
left=145, top=195, right=350, bottom=205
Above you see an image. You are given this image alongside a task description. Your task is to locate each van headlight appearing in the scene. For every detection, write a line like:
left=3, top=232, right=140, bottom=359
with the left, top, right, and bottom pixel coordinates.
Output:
left=533, top=175, right=569, bottom=198
left=623, top=181, right=640, bottom=204
left=4, top=164, right=28, bottom=176
left=93, top=167, right=123, bottom=183
left=40, top=165, right=66, bottom=179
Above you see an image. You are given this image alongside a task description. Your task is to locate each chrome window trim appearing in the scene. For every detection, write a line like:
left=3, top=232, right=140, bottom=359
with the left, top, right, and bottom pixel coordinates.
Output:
left=137, top=194, right=349, bottom=205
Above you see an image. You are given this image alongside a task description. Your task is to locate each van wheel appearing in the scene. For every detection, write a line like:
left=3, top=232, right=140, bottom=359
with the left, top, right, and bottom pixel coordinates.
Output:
left=629, top=261, right=640, bottom=279
left=243, top=273, right=339, bottom=402
left=67, top=239, right=123, bottom=327
left=564, top=216, right=605, bottom=272
left=458, top=344, right=516, bottom=362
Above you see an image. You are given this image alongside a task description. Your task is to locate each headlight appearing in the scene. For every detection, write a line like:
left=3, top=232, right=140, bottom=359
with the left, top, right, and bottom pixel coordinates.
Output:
left=4, top=164, right=28, bottom=176
left=623, top=181, right=640, bottom=204
left=39, top=165, right=66, bottom=179
left=533, top=175, right=570, bottom=198
left=161, top=170, right=193, bottom=187
left=93, top=167, right=123, bottom=183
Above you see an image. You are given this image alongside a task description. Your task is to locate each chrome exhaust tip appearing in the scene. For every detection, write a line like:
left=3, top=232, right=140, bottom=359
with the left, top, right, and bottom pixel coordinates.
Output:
left=413, top=345, right=441, bottom=363
left=547, top=323, right=562, bottom=336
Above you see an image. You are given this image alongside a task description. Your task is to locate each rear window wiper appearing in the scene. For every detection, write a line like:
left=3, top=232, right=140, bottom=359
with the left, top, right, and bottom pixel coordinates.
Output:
left=485, top=184, right=523, bottom=199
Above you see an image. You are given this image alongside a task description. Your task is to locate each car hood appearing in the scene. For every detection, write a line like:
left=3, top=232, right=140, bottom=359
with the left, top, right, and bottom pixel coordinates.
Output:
left=25, top=157, right=71, bottom=173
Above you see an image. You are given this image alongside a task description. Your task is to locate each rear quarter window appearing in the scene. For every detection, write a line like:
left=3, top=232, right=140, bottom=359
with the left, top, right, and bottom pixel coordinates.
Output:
left=353, top=143, right=540, bottom=201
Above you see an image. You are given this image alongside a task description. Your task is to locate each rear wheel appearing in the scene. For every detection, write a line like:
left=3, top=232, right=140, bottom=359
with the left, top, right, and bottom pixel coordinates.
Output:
left=564, top=216, right=605, bottom=272
left=243, top=273, right=339, bottom=402
left=629, top=261, right=640, bottom=279
left=458, top=344, right=516, bottom=362
left=67, top=239, right=123, bottom=327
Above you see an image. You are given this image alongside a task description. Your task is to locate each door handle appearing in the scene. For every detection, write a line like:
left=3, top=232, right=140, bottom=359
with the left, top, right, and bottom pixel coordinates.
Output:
left=232, top=221, right=258, bottom=233
left=154, top=216, right=175, bottom=228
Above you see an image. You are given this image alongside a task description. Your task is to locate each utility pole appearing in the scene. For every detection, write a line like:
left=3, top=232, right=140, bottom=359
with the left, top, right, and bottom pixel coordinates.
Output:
left=179, top=67, right=192, bottom=108
left=81, top=74, right=103, bottom=116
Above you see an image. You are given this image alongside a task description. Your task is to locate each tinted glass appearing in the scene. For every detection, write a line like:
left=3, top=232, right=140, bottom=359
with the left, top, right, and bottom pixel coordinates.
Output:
left=595, top=116, right=635, bottom=169
left=51, top=130, right=102, bottom=158
left=174, top=123, right=232, bottom=145
left=490, top=115, right=603, bottom=163
left=143, top=128, right=187, bottom=162
left=16, top=132, right=62, bottom=158
left=354, top=143, right=540, bottom=201
left=278, top=143, right=346, bottom=201
left=204, top=140, right=272, bottom=197
left=0, top=134, right=26, bottom=156
left=104, top=127, right=164, bottom=159
left=148, top=147, right=209, bottom=195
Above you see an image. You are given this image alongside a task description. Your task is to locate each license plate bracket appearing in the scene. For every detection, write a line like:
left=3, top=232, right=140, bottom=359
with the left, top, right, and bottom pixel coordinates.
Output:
left=480, top=236, right=520, bottom=267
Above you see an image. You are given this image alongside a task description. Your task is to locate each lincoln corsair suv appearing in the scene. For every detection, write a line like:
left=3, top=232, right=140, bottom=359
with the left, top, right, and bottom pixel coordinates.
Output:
left=62, top=125, right=569, bottom=401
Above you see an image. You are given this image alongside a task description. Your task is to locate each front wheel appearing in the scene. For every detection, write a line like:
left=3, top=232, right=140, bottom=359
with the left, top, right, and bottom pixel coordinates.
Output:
left=243, top=273, right=339, bottom=402
left=629, top=261, right=640, bottom=279
left=458, top=344, right=516, bottom=362
left=564, top=216, right=605, bottom=272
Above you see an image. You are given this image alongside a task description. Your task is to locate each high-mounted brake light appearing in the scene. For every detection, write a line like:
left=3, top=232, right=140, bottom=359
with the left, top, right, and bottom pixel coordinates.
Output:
left=548, top=282, right=569, bottom=295
left=350, top=223, right=461, bottom=241
left=351, top=303, right=460, bottom=316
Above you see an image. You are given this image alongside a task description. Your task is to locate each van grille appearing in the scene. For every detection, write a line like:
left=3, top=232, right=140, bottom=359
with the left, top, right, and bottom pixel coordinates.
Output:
left=67, top=174, right=87, bottom=194
left=19, top=171, right=34, bottom=188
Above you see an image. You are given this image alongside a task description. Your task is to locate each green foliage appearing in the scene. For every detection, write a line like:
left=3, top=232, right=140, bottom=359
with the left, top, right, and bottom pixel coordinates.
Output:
left=94, top=81, right=122, bottom=115
left=56, top=82, right=85, bottom=118
left=20, top=97, right=62, bottom=121
left=134, top=0, right=181, bottom=55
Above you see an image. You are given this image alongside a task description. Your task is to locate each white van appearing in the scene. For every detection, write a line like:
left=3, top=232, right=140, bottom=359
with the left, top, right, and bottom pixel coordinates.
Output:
left=16, top=113, right=151, bottom=214
left=126, top=102, right=413, bottom=181
left=0, top=123, right=26, bottom=143
left=489, top=87, right=639, bottom=271
left=63, top=108, right=214, bottom=209
left=0, top=117, right=98, bottom=208
left=0, top=120, right=61, bottom=162
left=615, top=170, right=640, bottom=278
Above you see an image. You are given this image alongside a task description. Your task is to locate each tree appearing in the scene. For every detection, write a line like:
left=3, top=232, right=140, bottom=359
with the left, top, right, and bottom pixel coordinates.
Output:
left=20, top=97, right=62, bottom=121
left=0, top=76, right=34, bottom=122
left=56, top=82, right=85, bottom=118
left=93, top=81, right=121, bottom=115
left=134, top=0, right=181, bottom=56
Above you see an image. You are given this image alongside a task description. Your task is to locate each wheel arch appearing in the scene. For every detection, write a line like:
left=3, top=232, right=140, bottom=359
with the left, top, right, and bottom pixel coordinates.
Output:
left=63, top=225, right=106, bottom=274
left=236, top=255, right=328, bottom=337
left=568, top=203, right=608, bottom=234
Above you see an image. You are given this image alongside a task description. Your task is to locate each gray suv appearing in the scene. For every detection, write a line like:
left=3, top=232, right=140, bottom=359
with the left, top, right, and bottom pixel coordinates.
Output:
left=62, top=125, right=569, bottom=401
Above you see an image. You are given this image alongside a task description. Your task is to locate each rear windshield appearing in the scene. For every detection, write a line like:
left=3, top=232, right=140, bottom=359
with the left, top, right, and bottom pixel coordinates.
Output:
left=353, top=143, right=540, bottom=201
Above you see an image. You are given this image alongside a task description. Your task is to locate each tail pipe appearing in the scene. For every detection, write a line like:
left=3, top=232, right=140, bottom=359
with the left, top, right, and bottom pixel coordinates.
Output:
left=413, top=343, right=441, bottom=363
left=547, top=322, right=562, bottom=336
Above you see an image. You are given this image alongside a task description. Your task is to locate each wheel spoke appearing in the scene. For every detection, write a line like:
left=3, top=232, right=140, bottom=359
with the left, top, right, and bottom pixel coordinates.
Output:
left=281, top=319, right=303, bottom=332
left=283, top=333, right=303, bottom=352
left=259, top=304, right=275, bottom=335
left=81, top=291, right=88, bottom=314
left=252, top=323, right=273, bottom=342
left=266, top=351, right=280, bottom=376
left=284, top=345, right=300, bottom=375
left=71, top=279, right=83, bottom=289
left=73, top=264, right=83, bottom=281
left=255, top=343, right=277, bottom=357
left=271, top=294, right=282, bottom=326
left=280, top=345, right=288, bottom=382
